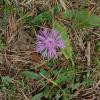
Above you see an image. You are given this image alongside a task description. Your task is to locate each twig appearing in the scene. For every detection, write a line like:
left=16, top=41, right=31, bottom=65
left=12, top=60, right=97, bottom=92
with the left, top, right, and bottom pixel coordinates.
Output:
left=95, top=80, right=100, bottom=89
left=86, top=42, right=91, bottom=66
left=20, top=89, right=30, bottom=100
left=59, top=0, right=67, bottom=11
left=40, top=73, right=58, bottom=86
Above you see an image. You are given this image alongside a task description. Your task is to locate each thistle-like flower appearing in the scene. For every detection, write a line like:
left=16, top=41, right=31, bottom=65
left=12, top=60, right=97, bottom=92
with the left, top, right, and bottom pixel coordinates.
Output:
left=36, top=28, right=65, bottom=59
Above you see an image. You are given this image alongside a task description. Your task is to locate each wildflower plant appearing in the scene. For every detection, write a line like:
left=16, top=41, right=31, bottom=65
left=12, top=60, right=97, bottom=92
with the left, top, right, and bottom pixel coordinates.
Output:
left=36, top=28, right=65, bottom=59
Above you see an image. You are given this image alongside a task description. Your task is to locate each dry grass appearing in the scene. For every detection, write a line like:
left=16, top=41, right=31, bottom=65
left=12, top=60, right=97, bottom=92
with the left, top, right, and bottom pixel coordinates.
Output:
left=0, top=0, right=100, bottom=100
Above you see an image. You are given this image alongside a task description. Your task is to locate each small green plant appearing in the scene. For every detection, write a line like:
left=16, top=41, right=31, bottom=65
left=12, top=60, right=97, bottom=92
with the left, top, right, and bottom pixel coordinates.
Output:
left=0, top=76, right=13, bottom=91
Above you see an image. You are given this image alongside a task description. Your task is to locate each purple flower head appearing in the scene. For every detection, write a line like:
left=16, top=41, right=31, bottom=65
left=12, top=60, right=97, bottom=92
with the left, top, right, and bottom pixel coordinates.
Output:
left=36, top=28, right=65, bottom=59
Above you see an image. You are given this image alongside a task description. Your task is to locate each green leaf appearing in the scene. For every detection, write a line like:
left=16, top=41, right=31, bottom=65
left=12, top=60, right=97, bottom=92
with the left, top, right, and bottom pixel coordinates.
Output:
left=40, top=69, right=48, bottom=76
left=32, top=93, right=43, bottom=100
left=64, top=10, right=100, bottom=28
left=21, top=71, right=41, bottom=80
left=53, top=21, right=73, bottom=59
left=33, top=11, right=52, bottom=26
left=2, top=76, right=13, bottom=86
